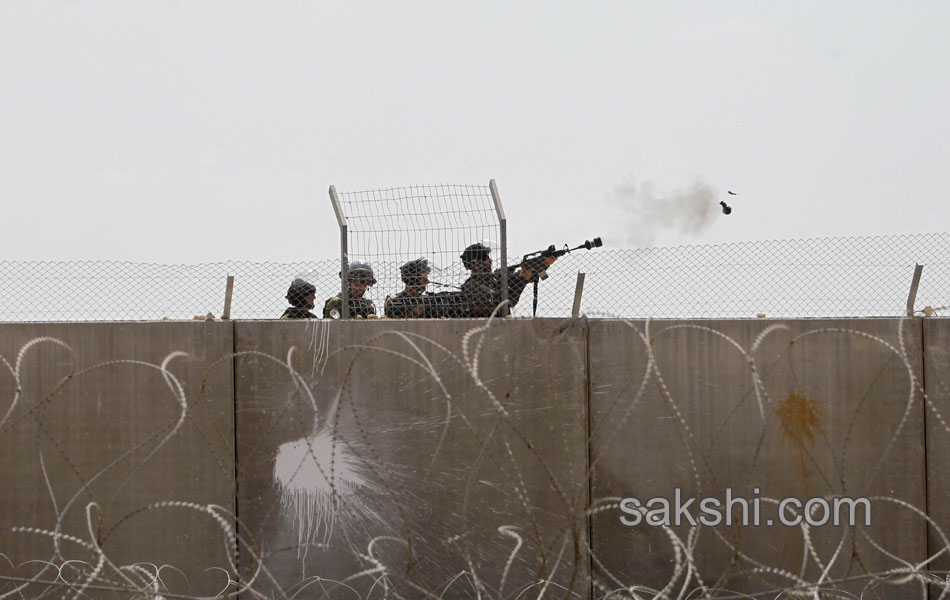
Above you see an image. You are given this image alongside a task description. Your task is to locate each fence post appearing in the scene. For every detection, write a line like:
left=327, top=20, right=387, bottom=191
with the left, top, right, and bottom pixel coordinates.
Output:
left=572, top=272, right=586, bottom=318
left=905, top=263, right=923, bottom=317
left=329, top=185, right=349, bottom=319
left=489, top=179, right=508, bottom=315
left=222, top=275, right=234, bottom=320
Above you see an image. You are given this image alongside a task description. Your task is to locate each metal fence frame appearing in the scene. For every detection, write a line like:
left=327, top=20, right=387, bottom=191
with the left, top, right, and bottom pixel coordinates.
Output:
left=328, top=185, right=349, bottom=319
left=489, top=180, right=509, bottom=313
left=328, top=180, right=508, bottom=319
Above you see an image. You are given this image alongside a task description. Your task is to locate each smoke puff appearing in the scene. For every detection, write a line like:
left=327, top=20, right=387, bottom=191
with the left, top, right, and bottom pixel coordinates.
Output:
left=609, top=177, right=718, bottom=247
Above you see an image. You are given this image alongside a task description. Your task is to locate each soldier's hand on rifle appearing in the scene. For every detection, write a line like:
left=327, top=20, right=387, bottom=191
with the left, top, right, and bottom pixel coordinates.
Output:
left=520, top=255, right=552, bottom=281
left=514, top=237, right=598, bottom=283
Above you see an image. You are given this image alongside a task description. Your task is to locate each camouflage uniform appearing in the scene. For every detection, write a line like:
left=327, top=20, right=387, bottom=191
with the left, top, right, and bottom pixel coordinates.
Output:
left=384, top=291, right=425, bottom=319
left=324, top=261, right=378, bottom=319
left=323, top=295, right=377, bottom=319
left=385, top=257, right=433, bottom=319
left=281, top=278, right=318, bottom=319
left=280, top=306, right=318, bottom=319
left=459, top=271, right=529, bottom=318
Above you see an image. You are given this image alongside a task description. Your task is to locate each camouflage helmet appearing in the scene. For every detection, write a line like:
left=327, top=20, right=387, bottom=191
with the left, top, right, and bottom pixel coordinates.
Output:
left=345, top=261, right=377, bottom=285
left=399, top=257, right=431, bottom=283
left=460, top=242, right=491, bottom=268
left=286, top=278, right=317, bottom=308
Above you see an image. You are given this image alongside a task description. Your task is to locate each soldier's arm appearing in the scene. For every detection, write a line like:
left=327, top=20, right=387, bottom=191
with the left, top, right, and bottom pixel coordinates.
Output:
left=462, top=278, right=497, bottom=317
left=384, top=296, right=399, bottom=318
left=519, top=255, right=557, bottom=281
left=323, top=296, right=342, bottom=319
left=410, top=301, right=426, bottom=317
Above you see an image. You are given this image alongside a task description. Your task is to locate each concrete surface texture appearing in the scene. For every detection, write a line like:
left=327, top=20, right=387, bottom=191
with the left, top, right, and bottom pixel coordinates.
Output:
left=233, top=319, right=590, bottom=599
left=924, top=319, right=950, bottom=582
left=0, top=322, right=235, bottom=599
left=0, top=317, right=946, bottom=599
left=589, top=319, right=929, bottom=599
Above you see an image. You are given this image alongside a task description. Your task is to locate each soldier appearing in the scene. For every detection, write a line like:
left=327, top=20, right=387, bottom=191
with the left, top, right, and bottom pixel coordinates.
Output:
left=323, top=262, right=378, bottom=319
left=385, top=258, right=432, bottom=318
left=281, top=278, right=318, bottom=319
left=459, top=242, right=556, bottom=317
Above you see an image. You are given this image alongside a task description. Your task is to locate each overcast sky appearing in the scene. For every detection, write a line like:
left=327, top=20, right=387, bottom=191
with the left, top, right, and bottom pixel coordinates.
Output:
left=2, top=1, right=947, bottom=263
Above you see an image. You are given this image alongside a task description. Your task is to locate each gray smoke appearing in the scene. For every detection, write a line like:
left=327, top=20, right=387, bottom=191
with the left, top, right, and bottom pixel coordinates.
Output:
left=608, top=177, right=719, bottom=247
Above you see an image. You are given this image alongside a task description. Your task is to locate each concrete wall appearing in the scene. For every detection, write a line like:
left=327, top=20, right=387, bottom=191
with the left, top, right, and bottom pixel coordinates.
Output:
left=0, top=322, right=235, bottom=598
left=925, top=319, right=950, bottom=583
left=0, top=318, right=945, bottom=599
left=589, top=319, right=929, bottom=598
left=233, top=319, right=589, bottom=599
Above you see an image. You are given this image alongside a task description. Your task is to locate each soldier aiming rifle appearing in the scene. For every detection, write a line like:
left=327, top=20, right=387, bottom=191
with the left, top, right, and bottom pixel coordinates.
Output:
left=458, top=242, right=537, bottom=318
left=459, top=237, right=602, bottom=317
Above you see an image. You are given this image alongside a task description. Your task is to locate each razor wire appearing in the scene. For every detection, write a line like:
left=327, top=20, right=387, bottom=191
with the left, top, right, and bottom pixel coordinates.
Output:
left=1, top=232, right=948, bottom=321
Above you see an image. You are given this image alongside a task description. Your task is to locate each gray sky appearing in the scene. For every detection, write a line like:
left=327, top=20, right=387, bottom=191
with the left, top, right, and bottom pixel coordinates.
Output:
left=2, top=1, right=947, bottom=263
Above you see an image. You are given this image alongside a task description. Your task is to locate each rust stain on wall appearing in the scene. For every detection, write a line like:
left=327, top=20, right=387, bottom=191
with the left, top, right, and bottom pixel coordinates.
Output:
left=776, top=390, right=823, bottom=489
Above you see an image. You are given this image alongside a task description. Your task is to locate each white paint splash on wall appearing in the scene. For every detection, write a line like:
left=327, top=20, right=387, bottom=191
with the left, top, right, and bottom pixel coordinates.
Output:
left=273, top=428, right=367, bottom=553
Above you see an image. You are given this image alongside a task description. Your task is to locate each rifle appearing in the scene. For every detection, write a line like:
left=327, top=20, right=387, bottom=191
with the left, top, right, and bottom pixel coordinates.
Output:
left=507, top=237, right=603, bottom=316
left=508, top=237, right=603, bottom=280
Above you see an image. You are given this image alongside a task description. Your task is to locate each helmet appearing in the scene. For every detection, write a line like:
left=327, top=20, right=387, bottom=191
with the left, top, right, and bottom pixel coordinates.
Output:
left=346, top=261, right=377, bottom=285
left=286, top=278, right=316, bottom=308
left=460, top=242, right=491, bottom=268
left=399, top=257, right=431, bottom=283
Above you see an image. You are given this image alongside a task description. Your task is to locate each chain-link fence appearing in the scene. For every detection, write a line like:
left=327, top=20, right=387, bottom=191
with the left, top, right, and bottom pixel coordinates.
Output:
left=329, top=181, right=507, bottom=319
left=1, top=232, right=948, bottom=321
left=332, top=183, right=503, bottom=287
left=528, top=232, right=950, bottom=319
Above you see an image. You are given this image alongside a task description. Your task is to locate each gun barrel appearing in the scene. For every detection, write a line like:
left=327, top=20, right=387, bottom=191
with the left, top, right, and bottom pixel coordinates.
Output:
left=562, top=237, right=604, bottom=254
left=508, top=236, right=603, bottom=270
